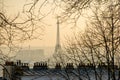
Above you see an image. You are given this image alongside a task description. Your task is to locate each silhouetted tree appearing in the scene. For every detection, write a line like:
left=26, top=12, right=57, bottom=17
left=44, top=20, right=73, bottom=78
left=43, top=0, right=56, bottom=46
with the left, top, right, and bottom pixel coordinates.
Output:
left=63, top=1, right=120, bottom=80
left=0, top=0, right=45, bottom=77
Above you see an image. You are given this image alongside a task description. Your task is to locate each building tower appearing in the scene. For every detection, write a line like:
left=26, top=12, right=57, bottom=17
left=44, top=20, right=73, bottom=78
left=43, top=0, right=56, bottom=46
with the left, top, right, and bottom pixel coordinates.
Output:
left=54, top=17, right=61, bottom=55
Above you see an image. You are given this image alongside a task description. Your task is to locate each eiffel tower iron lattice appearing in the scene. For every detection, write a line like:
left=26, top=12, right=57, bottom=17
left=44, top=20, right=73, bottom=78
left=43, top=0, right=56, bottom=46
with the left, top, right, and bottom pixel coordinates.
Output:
left=53, top=17, right=63, bottom=62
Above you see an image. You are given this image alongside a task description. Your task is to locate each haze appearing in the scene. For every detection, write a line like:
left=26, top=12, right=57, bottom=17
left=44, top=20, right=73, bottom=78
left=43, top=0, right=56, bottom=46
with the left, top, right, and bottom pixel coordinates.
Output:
left=2, top=0, right=87, bottom=48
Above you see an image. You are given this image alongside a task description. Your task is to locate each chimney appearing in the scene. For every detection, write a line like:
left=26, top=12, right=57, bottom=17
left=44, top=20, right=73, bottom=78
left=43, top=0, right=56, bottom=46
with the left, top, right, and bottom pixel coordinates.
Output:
left=66, top=63, right=74, bottom=70
left=78, top=63, right=85, bottom=68
left=33, top=62, right=48, bottom=70
left=21, top=63, right=29, bottom=70
left=55, top=63, right=61, bottom=69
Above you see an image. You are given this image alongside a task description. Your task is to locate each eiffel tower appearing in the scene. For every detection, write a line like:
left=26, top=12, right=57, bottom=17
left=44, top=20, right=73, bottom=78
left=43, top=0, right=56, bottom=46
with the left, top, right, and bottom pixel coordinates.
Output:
left=54, top=17, right=61, bottom=55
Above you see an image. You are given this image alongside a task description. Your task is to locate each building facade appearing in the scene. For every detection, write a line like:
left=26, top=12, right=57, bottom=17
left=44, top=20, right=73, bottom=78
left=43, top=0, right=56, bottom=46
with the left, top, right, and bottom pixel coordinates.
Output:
left=3, top=60, right=120, bottom=80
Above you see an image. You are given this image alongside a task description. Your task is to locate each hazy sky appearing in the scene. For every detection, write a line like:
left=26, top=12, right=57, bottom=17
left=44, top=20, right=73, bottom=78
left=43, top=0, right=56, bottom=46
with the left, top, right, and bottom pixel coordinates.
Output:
left=3, top=0, right=86, bottom=47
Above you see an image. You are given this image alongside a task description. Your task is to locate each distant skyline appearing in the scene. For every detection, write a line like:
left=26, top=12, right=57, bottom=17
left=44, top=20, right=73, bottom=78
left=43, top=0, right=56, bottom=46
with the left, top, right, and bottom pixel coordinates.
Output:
left=3, top=0, right=86, bottom=47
